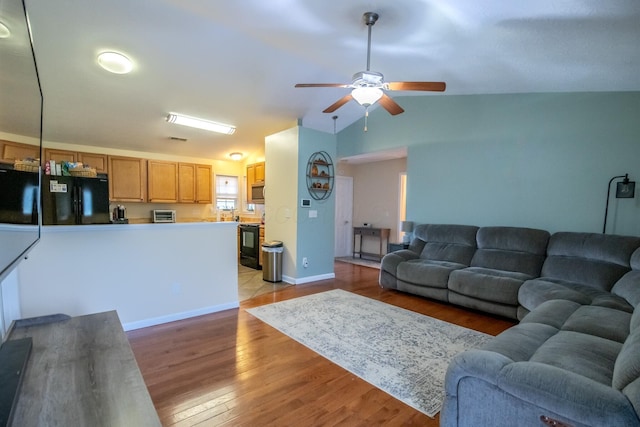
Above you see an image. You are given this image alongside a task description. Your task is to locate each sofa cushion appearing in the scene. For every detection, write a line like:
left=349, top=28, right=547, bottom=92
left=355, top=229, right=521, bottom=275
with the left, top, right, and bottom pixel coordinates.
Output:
left=530, top=331, right=622, bottom=386
left=380, top=249, right=419, bottom=277
left=449, top=267, right=533, bottom=305
left=415, top=224, right=478, bottom=265
left=561, top=305, right=631, bottom=343
left=612, top=248, right=640, bottom=307
left=397, top=259, right=467, bottom=289
left=470, top=226, right=549, bottom=277
left=519, top=277, right=635, bottom=313
left=613, top=327, right=640, bottom=391
left=541, top=232, right=640, bottom=291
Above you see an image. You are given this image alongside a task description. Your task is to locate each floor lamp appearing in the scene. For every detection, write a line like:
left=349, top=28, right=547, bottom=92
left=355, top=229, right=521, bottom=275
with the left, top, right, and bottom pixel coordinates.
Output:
left=602, top=173, right=635, bottom=234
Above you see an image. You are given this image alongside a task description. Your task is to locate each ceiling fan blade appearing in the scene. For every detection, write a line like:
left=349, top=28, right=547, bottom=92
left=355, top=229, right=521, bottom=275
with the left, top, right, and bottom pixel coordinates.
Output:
left=379, top=94, right=404, bottom=115
left=323, top=94, right=353, bottom=113
left=386, top=81, right=446, bottom=92
left=295, top=83, right=350, bottom=88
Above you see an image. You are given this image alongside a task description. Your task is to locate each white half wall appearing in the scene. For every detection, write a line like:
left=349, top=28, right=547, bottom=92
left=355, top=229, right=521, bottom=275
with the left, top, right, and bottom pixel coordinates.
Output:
left=17, top=222, right=239, bottom=330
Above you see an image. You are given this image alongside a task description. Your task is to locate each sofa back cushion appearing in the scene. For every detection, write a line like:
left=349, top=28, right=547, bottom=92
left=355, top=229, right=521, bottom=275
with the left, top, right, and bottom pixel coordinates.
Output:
left=611, top=249, right=640, bottom=307
left=414, top=224, right=479, bottom=265
left=470, top=226, right=550, bottom=277
left=541, top=232, right=640, bottom=291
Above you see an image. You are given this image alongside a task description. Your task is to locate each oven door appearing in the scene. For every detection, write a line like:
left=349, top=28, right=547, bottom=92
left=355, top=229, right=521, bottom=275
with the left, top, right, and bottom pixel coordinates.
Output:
left=239, top=225, right=261, bottom=269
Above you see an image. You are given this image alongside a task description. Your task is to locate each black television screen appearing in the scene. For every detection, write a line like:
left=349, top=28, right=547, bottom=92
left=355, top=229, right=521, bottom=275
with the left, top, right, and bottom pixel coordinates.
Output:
left=0, top=0, right=43, bottom=282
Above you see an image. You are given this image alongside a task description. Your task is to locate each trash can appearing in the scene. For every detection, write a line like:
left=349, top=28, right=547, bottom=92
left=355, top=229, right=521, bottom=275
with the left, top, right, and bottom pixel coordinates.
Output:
left=262, top=240, right=283, bottom=282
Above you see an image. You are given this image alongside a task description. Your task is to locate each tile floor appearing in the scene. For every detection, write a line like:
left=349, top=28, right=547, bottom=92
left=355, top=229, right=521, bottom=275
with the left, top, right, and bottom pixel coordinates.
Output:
left=237, top=264, right=293, bottom=301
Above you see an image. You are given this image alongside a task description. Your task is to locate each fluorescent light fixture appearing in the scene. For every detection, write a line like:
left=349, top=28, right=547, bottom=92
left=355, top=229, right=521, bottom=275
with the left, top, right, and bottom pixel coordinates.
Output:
left=351, top=87, right=383, bottom=106
left=229, top=152, right=243, bottom=161
left=166, top=113, right=236, bottom=135
left=0, top=22, right=10, bottom=38
left=97, top=51, right=133, bottom=74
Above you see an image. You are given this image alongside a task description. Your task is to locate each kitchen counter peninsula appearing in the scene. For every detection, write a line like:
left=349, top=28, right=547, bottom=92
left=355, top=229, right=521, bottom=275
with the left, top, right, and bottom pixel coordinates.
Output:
left=16, top=222, right=239, bottom=330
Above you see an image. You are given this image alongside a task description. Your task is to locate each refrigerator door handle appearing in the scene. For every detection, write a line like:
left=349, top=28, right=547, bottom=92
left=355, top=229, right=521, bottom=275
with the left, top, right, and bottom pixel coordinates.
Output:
left=74, top=185, right=81, bottom=224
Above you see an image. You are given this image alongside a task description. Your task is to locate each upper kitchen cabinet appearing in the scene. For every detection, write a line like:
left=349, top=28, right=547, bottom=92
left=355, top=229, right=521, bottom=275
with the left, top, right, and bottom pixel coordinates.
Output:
left=178, top=163, right=212, bottom=203
left=148, top=160, right=179, bottom=203
left=108, top=155, right=147, bottom=202
left=195, top=164, right=212, bottom=203
left=246, top=161, right=265, bottom=203
left=44, top=148, right=76, bottom=164
left=1, top=140, right=40, bottom=163
left=44, top=149, right=108, bottom=174
left=77, top=153, right=108, bottom=174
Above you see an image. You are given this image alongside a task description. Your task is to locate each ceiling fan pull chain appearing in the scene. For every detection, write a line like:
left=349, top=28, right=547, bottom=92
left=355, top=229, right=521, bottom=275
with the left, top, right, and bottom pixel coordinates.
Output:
left=364, top=108, right=369, bottom=132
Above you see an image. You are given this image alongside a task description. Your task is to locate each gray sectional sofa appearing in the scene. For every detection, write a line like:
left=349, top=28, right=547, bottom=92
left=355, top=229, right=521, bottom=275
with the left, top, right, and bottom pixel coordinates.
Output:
left=379, top=224, right=640, bottom=426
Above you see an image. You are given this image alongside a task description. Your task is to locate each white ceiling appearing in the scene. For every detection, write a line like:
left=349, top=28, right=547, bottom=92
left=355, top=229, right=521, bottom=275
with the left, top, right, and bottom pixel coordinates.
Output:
left=11, top=0, right=640, bottom=161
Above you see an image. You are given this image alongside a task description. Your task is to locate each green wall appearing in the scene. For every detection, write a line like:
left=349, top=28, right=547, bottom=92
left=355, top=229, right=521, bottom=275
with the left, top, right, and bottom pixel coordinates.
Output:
left=337, top=92, right=640, bottom=236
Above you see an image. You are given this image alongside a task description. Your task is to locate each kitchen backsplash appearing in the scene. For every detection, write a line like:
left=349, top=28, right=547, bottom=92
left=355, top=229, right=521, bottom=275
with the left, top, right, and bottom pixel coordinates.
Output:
left=114, top=202, right=263, bottom=223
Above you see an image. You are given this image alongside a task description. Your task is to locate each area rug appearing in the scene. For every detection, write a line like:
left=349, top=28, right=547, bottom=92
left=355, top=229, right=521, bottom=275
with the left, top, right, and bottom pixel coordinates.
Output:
left=245, top=289, right=491, bottom=417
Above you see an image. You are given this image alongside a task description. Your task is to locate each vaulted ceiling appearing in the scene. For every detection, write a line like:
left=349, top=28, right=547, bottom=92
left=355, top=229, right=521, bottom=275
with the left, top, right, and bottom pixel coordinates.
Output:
left=7, top=0, right=640, bottom=161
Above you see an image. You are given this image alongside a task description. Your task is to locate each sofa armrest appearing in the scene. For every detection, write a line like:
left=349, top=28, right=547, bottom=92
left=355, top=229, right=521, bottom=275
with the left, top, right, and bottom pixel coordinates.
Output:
left=498, top=362, right=639, bottom=426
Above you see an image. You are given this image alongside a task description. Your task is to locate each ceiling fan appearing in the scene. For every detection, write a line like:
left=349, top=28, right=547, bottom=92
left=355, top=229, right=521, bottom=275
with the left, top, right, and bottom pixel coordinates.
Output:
left=295, top=11, right=446, bottom=123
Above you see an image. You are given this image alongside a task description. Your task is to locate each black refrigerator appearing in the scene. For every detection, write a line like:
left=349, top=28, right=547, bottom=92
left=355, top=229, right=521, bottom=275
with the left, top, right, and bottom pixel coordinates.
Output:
left=42, top=175, right=111, bottom=225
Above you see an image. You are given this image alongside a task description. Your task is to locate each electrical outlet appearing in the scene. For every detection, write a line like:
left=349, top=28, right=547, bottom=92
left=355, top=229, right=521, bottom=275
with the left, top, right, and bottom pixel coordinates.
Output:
left=302, top=257, right=309, bottom=268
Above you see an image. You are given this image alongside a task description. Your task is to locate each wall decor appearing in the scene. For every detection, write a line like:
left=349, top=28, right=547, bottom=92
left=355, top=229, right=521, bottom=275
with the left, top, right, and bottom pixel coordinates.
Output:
left=306, top=151, right=334, bottom=200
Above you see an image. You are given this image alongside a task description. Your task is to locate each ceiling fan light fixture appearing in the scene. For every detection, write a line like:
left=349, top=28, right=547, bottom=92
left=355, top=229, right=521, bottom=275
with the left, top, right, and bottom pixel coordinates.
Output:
left=97, top=51, right=133, bottom=74
left=351, top=87, right=383, bottom=107
left=166, top=113, right=236, bottom=135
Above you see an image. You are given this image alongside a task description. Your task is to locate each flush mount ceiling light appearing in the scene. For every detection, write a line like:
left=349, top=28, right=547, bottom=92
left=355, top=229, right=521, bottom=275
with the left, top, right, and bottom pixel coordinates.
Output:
left=229, top=152, right=243, bottom=161
left=97, top=51, right=133, bottom=74
left=166, top=113, right=236, bottom=135
left=0, top=22, right=10, bottom=38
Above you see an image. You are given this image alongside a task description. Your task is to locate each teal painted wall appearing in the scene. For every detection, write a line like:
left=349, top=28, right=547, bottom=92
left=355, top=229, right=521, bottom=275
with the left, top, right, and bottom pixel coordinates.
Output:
left=296, top=127, right=337, bottom=278
left=337, top=92, right=640, bottom=235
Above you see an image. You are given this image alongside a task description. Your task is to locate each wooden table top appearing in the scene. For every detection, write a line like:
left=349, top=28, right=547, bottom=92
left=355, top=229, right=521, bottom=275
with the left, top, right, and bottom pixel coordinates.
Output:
left=9, top=311, right=160, bottom=426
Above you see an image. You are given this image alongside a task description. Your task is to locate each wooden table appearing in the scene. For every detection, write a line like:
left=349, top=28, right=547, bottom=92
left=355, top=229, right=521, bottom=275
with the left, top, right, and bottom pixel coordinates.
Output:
left=8, top=311, right=160, bottom=426
left=353, top=227, right=391, bottom=261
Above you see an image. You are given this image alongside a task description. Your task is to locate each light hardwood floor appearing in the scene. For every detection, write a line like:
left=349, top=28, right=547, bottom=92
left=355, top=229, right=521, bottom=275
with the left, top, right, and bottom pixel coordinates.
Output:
left=127, top=262, right=515, bottom=426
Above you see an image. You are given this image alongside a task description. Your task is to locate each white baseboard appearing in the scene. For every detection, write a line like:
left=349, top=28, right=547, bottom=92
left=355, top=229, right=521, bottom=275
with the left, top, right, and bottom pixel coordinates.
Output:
left=282, top=273, right=336, bottom=285
left=121, top=301, right=240, bottom=331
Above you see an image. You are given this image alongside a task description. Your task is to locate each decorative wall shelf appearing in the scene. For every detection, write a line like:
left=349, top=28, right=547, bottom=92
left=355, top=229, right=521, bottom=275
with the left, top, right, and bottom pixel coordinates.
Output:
left=306, top=151, right=334, bottom=200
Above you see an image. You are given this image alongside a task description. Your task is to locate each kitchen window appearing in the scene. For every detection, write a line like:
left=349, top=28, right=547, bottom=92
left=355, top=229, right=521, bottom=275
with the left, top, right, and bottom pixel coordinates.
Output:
left=216, top=175, right=238, bottom=211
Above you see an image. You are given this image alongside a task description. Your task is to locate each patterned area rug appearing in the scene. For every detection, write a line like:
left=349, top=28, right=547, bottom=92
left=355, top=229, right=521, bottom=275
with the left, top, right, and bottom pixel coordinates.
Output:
left=246, top=289, right=491, bottom=417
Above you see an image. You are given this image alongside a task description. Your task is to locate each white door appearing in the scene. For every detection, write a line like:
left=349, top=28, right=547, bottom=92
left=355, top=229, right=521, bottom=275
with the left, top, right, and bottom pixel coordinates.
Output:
left=334, top=176, right=353, bottom=257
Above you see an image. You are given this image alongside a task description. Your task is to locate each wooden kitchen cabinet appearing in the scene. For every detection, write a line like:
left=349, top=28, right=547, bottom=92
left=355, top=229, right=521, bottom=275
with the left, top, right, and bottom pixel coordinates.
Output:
left=1, top=140, right=40, bottom=163
left=255, top=162, right=265, bottom=182
left=148, top=160, right=179, bottom=203
left=44, top=148, right=76, bottom=164
left=246, top=161, right=265, bottom=203
left=178, top=163, right=212, bottom=203
left=77, top=152, right=108, bottom=174
left=258, top=226, right=265, bottom=266
left=195, top=164, right=212, bottom=203
left=178, top=163, right=196, bottom=203
left=108, top=155, right=147, bottom=202
left=44, top=149, right=108, bottom=174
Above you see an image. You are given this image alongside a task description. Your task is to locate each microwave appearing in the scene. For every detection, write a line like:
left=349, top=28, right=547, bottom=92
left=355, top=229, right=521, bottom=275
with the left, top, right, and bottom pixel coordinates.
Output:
left=251, top=182, right=265, bottom=204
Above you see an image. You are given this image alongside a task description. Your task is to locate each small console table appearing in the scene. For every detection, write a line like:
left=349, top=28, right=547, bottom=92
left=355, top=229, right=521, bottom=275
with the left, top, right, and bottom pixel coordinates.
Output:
left=353, top=227, right=391, bottom=261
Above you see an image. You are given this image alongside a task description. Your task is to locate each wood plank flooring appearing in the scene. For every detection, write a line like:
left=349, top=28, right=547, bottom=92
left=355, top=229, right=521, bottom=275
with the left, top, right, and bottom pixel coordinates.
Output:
left=127, top=262, right=515, bottom=426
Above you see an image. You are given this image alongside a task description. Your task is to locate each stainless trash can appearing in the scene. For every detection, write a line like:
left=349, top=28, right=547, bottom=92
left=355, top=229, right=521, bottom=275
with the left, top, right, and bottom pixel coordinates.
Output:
left=262, top=240, right=283, bottom=282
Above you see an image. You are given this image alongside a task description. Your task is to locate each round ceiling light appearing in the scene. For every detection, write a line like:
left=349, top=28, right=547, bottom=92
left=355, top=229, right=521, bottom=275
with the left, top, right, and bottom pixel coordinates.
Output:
left=97, top=51, right=133, bottom=74
left=229, top=152, right=243, bottom=161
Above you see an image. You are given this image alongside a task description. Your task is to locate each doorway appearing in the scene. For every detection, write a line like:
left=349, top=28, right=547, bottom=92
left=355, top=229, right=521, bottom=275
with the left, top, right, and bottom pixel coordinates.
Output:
left=334, top=176, right=353, bottom=257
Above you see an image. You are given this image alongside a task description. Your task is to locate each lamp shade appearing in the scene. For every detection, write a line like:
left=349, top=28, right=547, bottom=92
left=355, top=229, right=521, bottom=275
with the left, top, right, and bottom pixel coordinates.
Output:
left=401, top=221, right=414, bottom=233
